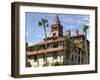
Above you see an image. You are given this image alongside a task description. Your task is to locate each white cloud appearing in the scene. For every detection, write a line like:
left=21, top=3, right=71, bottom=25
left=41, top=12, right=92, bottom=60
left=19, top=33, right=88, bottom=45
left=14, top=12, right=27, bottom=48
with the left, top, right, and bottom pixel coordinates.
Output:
left=28, top=42, right=34, bottom=46
left=28, top=39, right=43, bottom=46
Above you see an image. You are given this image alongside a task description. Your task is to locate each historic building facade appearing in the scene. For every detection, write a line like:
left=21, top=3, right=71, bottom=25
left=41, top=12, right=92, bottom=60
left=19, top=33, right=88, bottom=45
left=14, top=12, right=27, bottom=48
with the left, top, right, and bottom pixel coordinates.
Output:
left=26, top=15, right=89, bottom=67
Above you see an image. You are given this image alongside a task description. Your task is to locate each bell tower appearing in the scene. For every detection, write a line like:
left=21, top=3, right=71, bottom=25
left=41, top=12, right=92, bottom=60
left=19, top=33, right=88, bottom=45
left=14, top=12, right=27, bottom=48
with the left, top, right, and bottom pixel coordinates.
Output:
left=51, top=15, right=63, bottom=39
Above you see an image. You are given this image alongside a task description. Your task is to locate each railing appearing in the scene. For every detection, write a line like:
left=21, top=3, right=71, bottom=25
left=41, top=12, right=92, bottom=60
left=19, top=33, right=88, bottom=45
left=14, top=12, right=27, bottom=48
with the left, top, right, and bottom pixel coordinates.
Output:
left=26, top=47, right=64, bottom=56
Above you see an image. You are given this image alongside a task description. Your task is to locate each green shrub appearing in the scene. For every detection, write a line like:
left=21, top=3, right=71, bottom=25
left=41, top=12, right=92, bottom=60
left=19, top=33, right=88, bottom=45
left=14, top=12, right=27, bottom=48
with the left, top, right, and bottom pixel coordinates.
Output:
left=51, top=61, right=63, bottom=66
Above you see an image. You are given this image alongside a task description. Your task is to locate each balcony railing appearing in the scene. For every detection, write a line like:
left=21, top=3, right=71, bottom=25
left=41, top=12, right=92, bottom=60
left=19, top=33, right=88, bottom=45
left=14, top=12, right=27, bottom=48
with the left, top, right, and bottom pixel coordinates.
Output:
left=26, top=47, right=64, bottom=56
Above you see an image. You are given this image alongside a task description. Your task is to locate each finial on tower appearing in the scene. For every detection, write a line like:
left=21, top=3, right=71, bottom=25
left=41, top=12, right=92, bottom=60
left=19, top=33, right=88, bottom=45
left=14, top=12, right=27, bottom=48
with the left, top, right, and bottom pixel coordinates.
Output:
left=53, top=15, right=61, bottom=25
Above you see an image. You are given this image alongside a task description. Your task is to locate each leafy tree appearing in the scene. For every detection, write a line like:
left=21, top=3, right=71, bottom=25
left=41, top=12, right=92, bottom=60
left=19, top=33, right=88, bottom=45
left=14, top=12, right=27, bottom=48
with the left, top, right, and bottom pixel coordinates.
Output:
left=26, top=56, right=31, bottom=67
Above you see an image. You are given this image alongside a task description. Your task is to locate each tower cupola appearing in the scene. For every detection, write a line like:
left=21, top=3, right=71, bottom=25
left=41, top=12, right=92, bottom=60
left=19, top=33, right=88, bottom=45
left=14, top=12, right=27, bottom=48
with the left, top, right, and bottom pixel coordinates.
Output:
left=51, top=15, right=63, bottom=39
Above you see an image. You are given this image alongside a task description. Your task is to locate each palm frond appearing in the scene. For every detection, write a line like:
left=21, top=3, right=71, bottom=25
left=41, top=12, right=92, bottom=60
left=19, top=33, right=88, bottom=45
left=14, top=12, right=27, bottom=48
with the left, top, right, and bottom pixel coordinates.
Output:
left=38, top=21, right=42, bottom=26
left=42, top=18, right=48, bottom=24
left=46, top=24, right=49, bottom=27
left=83, top=25, right=89, bottom=32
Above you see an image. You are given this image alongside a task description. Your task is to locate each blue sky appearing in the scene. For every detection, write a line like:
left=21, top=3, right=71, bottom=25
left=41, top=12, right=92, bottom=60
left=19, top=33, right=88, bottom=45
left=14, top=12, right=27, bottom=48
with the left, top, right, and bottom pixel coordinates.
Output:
left=25, top=12, right=90, bottom=46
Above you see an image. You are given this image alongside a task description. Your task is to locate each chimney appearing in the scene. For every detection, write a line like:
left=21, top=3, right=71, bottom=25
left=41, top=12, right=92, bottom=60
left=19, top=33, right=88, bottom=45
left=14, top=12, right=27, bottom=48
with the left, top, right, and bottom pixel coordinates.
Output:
left=74, top=30, right=79, bottom=37
left=66, top=30, right=70, bottom=39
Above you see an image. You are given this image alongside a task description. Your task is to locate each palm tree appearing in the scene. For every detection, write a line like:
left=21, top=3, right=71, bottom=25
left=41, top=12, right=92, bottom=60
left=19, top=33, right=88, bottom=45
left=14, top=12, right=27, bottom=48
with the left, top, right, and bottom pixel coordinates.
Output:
left=83, top=25, right=89, bottom=64
left=38, top=18, right=49, bottom=66
left=83, top=25, right=88, bottom=39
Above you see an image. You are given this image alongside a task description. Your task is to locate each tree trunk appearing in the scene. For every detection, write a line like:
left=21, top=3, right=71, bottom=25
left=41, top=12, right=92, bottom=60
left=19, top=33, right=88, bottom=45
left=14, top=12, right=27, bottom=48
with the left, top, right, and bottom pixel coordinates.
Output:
left=44, top=26, right=48, bottom=66
left=85, top=33, right=88, bottom=64
left=63, top=40, right=67, bottom=65
left=79, top=49, right=81, bottom=64
left=60, top=56, right=62, bottom=63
